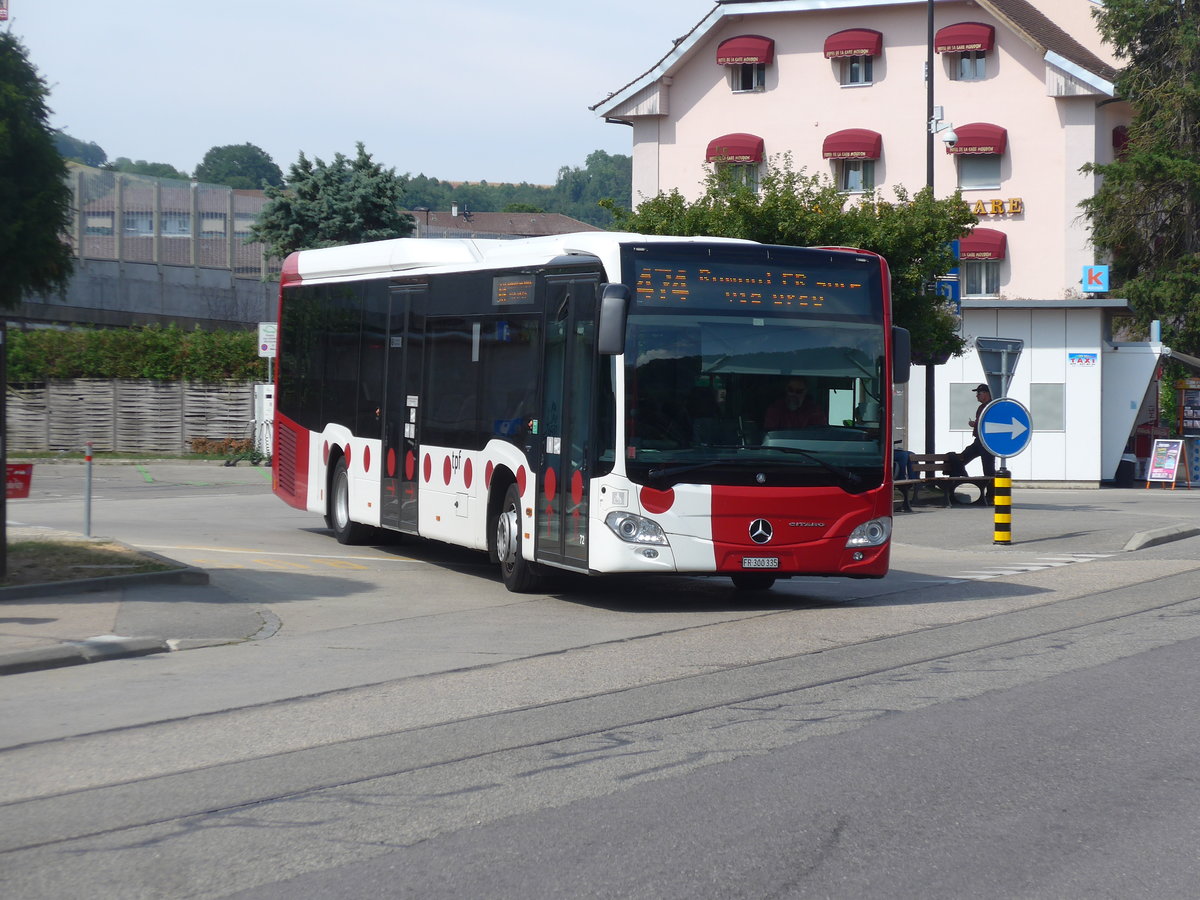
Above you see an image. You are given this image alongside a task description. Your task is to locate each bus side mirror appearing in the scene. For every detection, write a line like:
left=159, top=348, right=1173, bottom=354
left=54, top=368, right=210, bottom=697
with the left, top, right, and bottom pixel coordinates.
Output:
left=598, top=283, right=631, bottom=356
left=892, top=326, right=911, bottom=384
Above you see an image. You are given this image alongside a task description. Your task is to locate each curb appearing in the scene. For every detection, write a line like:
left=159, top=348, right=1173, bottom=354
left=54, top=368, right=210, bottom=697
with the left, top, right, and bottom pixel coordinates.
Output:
left=1123, top=524, right=1200, bottom=552
left=0, top=564, right=209, bottom=601
left=0, top=559, right=210, bottom=676
left=0, top=636, right=170, bottom=676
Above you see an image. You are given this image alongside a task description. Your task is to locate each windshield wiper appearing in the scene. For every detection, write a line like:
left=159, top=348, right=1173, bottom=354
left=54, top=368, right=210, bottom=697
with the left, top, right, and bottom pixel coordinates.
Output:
left=760, top=446, right=864, bottom=489
left=646, top=449, right=864, bottom=491
left=646, top=461, right=723, bottom=483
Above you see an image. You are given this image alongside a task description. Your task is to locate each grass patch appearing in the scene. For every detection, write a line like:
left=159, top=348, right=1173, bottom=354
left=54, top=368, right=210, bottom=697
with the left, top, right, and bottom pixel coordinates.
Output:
left=1, top=540, right=178, bottom=587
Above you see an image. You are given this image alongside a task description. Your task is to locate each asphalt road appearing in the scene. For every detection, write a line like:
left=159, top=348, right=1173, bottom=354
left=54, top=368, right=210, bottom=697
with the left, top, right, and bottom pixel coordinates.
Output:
left=2, top=462, right=1199, bottom=898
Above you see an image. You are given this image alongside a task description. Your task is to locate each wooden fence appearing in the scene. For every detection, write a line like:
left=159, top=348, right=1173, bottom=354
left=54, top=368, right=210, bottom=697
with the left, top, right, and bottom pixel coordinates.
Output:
left=6, top=380, right=255, bottom=453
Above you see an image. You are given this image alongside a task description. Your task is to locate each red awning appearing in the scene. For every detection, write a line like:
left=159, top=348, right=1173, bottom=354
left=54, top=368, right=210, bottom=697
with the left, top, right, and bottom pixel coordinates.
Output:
left=959, top=228, right=1007, bottom=260
left=1112, top=125, right=1129, bottom=157
left=822, top=129, right=882, bottom=160
left=706, top=133, right=764, bottom=163
left=823, top=28, right=883, bottom=58
left=946, top=122, right=1007, bottom=155
left=716, top=35, right=775, bottom=65
left=935, top=22, right=995, bottom=53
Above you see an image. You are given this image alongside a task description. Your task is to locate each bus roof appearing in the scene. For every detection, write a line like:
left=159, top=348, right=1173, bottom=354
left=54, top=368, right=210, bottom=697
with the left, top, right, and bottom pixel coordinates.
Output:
left=280, top=232, right=759, bottom=285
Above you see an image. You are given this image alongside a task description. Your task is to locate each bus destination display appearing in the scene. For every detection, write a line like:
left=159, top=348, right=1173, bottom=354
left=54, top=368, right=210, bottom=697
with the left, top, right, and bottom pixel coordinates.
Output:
left=492, top=274, right=535, bottom=306
left=634, top=261, right=872, bottom=315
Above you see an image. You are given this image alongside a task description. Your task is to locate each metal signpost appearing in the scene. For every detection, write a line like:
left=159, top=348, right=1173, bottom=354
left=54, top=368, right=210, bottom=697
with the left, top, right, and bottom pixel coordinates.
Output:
left=978, top=397, right=1033, bottom=544
left=975, top=336, right=1024, bottom=400
left=973, top=337, right=1028, bottom=544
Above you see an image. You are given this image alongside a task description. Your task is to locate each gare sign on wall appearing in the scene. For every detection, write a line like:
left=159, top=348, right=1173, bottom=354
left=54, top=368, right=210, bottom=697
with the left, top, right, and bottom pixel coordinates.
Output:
left=971, top=198, right=1024, bottom=216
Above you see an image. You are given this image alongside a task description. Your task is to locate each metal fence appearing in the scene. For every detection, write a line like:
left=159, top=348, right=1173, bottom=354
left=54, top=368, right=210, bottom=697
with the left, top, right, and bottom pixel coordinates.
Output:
left=68, top=164, right=277, bottom=278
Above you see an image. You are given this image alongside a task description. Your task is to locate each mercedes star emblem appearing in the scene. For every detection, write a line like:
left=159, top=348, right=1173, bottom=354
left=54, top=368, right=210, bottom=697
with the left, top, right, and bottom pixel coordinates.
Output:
left=749, top=519, right=773, bottom=544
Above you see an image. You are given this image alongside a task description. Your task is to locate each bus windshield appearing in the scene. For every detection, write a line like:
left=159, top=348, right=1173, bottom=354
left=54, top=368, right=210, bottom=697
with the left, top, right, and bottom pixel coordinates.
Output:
left=621, top=245, right=888, bottom=490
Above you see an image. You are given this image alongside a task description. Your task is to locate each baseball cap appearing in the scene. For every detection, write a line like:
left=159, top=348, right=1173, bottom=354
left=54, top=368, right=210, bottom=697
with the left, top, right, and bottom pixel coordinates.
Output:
left=974, top=384, right=990, bottom=392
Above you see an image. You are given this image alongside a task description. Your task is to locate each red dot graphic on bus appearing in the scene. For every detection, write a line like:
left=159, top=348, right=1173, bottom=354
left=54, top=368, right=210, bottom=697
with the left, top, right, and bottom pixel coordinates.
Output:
left=423, top=453, right=432, bottom=483
left=405, top=450, right=415, bottom=480
left=363, top=446, right=371, bottom=472
left=543, top=467, right=557, bottom=501
left=387, top=448, right=396, bottom=478
left=485, top=461, right=494, bottom=487
left=571, top=469, right=584, bottom=505
left=344, top=445, right=352, bottom=467
left=443, top=456, right=452, bottom=486
left=322, top=441, right=330, bottom=465
left=639, top=486, right=675, bottom=514
left=464, top=458, right=473, bottom=489
left=516, top=466, right=527, bottom=495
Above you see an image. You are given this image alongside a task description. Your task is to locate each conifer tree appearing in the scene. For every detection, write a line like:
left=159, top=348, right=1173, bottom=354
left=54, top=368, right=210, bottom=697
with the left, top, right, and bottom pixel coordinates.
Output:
left=0, top=32, right=74, bottom=308
left=1081, top=0, right=1200, bottom=353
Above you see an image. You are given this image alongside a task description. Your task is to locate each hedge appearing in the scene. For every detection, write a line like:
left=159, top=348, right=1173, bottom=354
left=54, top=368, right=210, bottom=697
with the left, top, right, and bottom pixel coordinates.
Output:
left=7, top=325, right=263, bottom=382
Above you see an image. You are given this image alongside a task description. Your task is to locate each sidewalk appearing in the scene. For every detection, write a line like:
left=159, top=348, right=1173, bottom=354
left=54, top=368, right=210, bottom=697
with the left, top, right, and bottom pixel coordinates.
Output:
left=0, top=533, right=269, bottom=676
left=2, top=486, right=1196, bottom=677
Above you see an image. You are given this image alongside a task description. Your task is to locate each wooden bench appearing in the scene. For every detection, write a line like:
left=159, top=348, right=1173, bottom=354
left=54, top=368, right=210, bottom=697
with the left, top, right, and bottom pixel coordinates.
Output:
left=893, top=453, right=993, bottom=512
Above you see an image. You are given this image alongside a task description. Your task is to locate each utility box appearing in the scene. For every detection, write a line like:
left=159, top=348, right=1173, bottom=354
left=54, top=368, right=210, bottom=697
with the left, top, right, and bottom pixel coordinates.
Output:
left=254, top=383, right=274, bottom=458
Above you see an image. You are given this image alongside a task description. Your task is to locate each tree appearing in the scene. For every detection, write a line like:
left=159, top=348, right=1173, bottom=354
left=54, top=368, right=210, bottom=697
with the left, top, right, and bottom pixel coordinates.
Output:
left=250, top=142, right=414, bottom=258
left=603, top=156, right=977, bottom=362
left=553, top=149, right=632, bottom=226
left=53, top=130, right=107, bottom=166
left=1080, top=0, right=1200, bottom=354
left=105, top=156, right=189, bottom=180
left=194, top=143, right=284, bottom=190
left=0, top=32, right=74, bottom=308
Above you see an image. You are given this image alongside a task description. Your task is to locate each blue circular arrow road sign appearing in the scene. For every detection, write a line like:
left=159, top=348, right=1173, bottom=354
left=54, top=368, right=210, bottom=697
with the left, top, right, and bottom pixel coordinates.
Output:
left=977, top=397, right=1032, bottom=458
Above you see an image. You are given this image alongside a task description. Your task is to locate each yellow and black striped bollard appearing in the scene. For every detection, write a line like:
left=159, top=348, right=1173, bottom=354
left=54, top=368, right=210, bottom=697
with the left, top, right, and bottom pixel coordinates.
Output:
left=993, top=467, right=1012, bottom=544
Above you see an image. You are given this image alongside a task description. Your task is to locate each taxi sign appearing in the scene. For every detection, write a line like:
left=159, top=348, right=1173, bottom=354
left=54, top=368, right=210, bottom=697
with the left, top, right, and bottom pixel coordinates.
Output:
left=977, top=397, right=1032, bottom=458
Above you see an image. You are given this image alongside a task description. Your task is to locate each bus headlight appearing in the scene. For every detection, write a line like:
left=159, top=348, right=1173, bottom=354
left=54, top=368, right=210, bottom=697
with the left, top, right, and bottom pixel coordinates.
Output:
left=846, top=516, right=891, bottom=548
left=605, top=511, right=669, bottom=545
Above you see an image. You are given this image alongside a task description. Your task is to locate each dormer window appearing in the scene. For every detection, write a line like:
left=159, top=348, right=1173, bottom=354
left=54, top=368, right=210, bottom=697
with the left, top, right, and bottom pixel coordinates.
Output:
left=716, top=35, right=774, bottom=93
left=936, top=23, right=994, bottom=82
left=824, top=29, right=882, bottom=87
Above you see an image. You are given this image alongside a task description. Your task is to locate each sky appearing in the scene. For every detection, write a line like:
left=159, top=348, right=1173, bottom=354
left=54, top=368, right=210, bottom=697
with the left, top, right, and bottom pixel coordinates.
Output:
left=11, top=0, right=711, bottom=186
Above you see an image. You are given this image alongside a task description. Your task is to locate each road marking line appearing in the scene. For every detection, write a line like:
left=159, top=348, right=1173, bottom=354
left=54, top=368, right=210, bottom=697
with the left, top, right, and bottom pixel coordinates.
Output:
left=139, top=544, right=415, bottom=562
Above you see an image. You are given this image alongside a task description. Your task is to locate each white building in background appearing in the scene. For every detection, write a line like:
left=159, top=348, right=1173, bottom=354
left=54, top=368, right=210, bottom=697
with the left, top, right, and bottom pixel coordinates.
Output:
left=592, top=0, right=1186, bottom=484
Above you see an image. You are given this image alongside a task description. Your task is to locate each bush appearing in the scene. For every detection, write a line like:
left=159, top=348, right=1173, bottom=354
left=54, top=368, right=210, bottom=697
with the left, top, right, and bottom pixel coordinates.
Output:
left=7, top=325, right=262, bottom=382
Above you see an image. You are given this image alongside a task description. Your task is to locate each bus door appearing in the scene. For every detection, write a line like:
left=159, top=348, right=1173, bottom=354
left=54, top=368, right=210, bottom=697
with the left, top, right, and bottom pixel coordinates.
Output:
left=536, top=275, right=599, bottom=570
left=381, top=284, right=425, bottom=534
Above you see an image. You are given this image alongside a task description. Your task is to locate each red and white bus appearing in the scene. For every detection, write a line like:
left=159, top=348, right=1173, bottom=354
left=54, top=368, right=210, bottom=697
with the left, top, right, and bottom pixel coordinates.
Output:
left=272, top=233, right=910, bottom=592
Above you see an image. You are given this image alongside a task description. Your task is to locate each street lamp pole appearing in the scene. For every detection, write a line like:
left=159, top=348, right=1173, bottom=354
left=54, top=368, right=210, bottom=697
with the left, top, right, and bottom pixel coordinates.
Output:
left=925, top=0, right=937, bottom=455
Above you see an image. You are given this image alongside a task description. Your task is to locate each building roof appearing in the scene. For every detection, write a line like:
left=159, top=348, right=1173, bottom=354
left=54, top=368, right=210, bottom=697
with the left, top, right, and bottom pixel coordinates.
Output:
left=405, top=210, right=602, bottom=238
left=592, top=0, right=1118, bottom=116
left=984, top=0, right=1117, bottom=84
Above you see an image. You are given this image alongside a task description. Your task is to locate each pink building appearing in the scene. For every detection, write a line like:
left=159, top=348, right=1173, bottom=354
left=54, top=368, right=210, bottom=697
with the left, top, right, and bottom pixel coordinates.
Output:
left=593, top=0, right=1126, bottom=301
left=592, top=0, right=1173, bottom=486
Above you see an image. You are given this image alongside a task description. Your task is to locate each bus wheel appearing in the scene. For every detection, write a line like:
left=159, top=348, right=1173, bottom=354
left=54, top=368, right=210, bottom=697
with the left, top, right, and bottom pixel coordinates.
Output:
left=496, top=482, right=541, bottom=593
left=331, top=458, right=373, bottom=545
left=731, top=572, right=776, bottom=591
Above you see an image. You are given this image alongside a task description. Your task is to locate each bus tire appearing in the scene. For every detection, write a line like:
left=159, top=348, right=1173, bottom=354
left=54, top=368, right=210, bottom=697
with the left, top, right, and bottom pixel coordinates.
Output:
left=496, top=482, right=542, bottom=593
left=331, top=457, right=374, bottom=545
left=731, top=572, right=776, bottom=591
